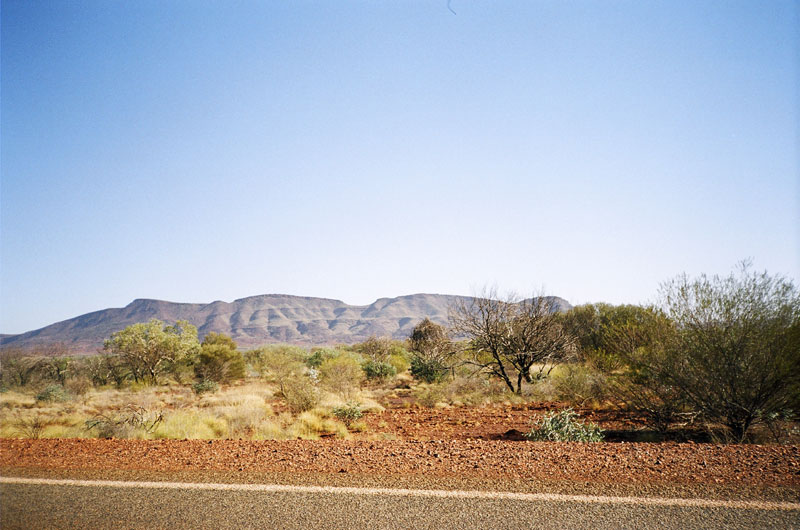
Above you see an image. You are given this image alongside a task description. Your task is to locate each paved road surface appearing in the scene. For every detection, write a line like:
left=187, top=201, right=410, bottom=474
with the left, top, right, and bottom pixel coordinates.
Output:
left=3, top=475, right=798, bottom=529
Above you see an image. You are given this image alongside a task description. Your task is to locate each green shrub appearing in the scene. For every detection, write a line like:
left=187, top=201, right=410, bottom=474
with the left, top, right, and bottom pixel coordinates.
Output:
left=192, top=380, right=219, bottom=395
left=387, top=352, right=410, bottom=374
left=413, top=383, right=447, bottom=408
left=409, top=318, right=456, bottom=382
left=195, top=344, right=246, bottom=383
left=410, top=356, right=448, bottom=384
left=354, top=336, right=393, bottom=362
left=319, top=355, right=363, bottom=399
left=526, top=408, right=604, bottom=442
left=656, top=263, right=800, bottom=442
left=552, top=364, right=608, bottom=406
left=247, top=346, right=307, bottom=394
left=332, top=402, right=363, bottom=427
left=245, top=344, right=308, bottom=378
left=362, top=360, right=396, bottom=381
left=307, top=348, right=338, bottom=368
left=35, top=384, right=68, bottom=403
left=282, top=377, right=320, bottom=413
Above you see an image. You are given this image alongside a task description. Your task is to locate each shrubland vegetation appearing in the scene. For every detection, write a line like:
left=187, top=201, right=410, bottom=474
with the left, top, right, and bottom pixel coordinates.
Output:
left=1, top=262, right=797, bottom=443
left=526, top=408, right=604, bottom=442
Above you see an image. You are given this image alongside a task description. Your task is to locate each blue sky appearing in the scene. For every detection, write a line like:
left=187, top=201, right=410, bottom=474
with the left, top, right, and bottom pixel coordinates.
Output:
left=1, top=1, right=798, bottom=334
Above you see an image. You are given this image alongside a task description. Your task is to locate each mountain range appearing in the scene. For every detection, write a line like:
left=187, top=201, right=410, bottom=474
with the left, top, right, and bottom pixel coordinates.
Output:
left=0, top=293, right=572, bottom=354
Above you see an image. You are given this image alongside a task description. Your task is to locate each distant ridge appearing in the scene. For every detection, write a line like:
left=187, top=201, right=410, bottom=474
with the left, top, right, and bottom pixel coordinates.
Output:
left=0, top=293, right=573, bottom=354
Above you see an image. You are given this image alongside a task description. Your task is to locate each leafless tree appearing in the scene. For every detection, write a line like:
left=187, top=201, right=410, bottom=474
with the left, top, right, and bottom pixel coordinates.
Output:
left=0, top=348, right=44, bottom=387
left=449, top=288, right=575, bottom=394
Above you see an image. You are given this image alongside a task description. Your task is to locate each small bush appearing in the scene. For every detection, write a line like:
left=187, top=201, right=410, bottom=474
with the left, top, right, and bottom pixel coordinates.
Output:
left=413, top=383, right=448, bottom=408
left=332, top=402, right=363, bottom=426
left=85, top=406, right=164, bottom=439
left=222, top=405, right=272, bottom=438
left=286, top=410, right=348, bottom=439
left=36, top=385, right=68, bottom=403
left=552, top=364, right=608, bottom=406
left=307, top=348, right=338, bottom=368
left=195, top=343, right=246, bottom=383
left=282, top=377, right=320, bottom=413
left=355, top=336, right=394, bottom=362
left=13, top=413, right=53, bottom=439
left=319, top=355, right=363, bottom=399
left=362, top=360, right=396, bottom=381
left=151, top=410, right=226, bottom=439
left=526, top=408, right=604, bottom=442
left=65, top=377, right=92, bottom=396
left=410, top=356, right=448, bottom=384
left=192, top=380, right=219, bottom=395
left=387, top=352, right=410, bottom=374
left=245, top=344, right=308, bottom=378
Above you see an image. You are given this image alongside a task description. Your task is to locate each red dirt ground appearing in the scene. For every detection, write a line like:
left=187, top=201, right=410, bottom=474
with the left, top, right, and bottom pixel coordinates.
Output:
left=360, top=402, right=639, bottom=441
left=1, top=438, right=798, bottom=489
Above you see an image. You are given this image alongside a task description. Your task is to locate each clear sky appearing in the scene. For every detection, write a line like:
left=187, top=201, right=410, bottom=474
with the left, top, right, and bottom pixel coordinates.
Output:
left=1, top=1, right=798, bottom=334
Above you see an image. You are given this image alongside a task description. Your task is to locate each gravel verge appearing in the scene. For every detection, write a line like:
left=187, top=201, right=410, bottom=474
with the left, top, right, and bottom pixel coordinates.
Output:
left=2, top=438, right=797, bottom=492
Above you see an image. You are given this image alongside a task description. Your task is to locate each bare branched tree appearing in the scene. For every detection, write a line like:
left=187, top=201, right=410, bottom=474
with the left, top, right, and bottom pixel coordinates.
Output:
left=449, top=288, right=575, bottom=394
left=0, top=348, right=43, bottom=387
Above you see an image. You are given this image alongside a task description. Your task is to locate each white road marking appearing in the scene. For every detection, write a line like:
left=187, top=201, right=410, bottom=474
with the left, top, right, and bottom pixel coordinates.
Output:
left=2, top=476, right=798, bottom=511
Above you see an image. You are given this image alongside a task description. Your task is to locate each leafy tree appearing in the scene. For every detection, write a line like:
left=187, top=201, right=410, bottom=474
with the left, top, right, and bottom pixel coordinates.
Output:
left=355, top=336, right=393, bottom=362
left=560, top=303, right=659, bottom=372
left=450, top=290, right=575, bottom=394
left=195, top=333, right=245, bottom=383
left=408, top=318, right=455, bottom=383
left=200, top=332, right=238, bottom=350
left=658, top=262, right=800, bottom=441
left=104, top=319, right=200, bottom=385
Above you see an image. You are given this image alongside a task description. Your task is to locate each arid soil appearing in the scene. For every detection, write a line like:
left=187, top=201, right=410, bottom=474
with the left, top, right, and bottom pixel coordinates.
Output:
left=361, top=402, right=646, bottom=441
left=3, top=403, right=799, bottom=498
left=2, top=438, right=798, bottom=490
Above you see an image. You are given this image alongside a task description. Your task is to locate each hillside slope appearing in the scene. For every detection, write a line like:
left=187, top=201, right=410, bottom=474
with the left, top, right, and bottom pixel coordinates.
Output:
left=1, top=294, right=572, bottom=353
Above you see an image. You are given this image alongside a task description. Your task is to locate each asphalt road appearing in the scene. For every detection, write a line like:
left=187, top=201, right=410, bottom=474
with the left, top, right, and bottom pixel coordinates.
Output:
left=3, top=476, right=798, bottom=529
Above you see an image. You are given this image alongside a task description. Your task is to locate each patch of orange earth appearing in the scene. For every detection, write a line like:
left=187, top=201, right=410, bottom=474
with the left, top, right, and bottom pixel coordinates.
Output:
left=1, top=438, right=797, bottom=488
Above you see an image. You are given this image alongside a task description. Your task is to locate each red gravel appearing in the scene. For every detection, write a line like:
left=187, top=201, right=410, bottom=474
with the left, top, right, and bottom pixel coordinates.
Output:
left=362, top=403, right=635, bottom=440
left=2, top=438, right=798, bottom=488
